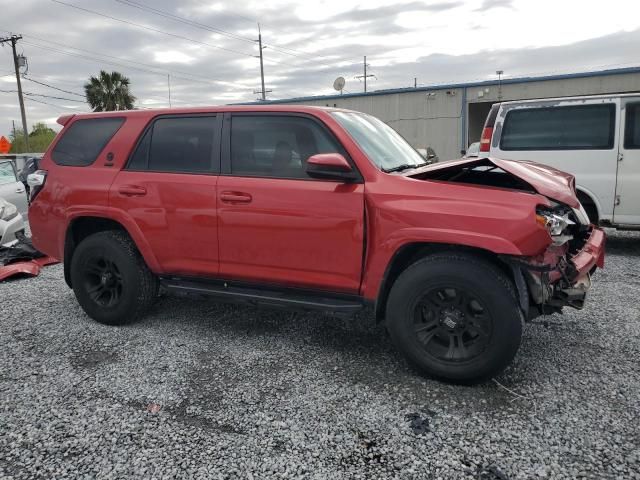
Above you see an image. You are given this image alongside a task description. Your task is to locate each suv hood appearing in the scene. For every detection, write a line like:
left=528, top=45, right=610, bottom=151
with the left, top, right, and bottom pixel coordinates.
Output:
left=413, top=156, right=579, bottom=208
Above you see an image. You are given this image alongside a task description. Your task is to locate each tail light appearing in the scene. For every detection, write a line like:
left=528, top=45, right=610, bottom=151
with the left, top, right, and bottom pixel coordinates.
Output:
left=479, top=127, right=493, bottom=152
left=27, top=170, right=47, bottom=201
left=479, top=103, right=500, bottom=153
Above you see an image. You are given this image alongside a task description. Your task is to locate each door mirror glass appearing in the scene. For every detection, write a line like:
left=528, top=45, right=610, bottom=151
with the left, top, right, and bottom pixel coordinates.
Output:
left=306, top=153, right=357, bottom=181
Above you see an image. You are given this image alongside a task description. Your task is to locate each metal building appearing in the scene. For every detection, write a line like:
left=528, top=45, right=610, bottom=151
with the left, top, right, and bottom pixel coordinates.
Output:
left=260, top=66, right=640, bottom=161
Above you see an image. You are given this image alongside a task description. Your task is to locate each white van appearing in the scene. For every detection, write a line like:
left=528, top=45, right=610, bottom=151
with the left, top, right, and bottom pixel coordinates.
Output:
left=481, top=94, right=640, bottom=229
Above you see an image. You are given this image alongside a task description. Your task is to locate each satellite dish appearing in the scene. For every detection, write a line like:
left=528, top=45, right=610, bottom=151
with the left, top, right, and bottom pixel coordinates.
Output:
left=333, top=76, right=345, bottom=92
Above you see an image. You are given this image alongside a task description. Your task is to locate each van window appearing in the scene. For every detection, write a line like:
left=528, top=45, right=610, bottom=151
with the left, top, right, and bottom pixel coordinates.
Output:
left=500, top=104, right=615, bottom=151
left=624, top=103, right=640, bottom=149
left=52, top=117, right=124, bottom=166
left=230, top=115, right=344, bottom=179
left=128, top=116, right=217, bottom=173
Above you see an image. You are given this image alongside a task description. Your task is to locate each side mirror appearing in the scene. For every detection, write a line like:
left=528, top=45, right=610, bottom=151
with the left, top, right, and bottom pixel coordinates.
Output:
left=306, top=153, right=358, bottom=182
left=416, top=148, right=428, bottom=159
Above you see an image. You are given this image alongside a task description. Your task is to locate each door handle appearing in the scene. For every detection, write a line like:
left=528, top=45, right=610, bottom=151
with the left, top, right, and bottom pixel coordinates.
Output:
left=16, top=187, right=25, bottom=193
left=118, top=185, right=147, bottom=197
left=220, top=191, right=252, bottom=204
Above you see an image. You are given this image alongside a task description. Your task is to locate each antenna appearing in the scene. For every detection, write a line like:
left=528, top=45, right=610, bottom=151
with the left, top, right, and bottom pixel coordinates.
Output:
left=333, top=76, right=345, bottom=95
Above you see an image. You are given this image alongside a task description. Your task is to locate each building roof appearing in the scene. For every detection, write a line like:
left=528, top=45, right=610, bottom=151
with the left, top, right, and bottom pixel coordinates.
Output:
left=246, top=66, right=640, bottom=105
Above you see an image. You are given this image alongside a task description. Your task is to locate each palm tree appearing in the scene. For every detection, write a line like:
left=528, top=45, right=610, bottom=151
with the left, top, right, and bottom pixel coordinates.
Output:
left=84, top=70, right=136, bottom=112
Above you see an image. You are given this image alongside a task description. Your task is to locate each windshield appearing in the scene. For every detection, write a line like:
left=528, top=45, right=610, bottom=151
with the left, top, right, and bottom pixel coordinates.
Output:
left=331, top=112, right=426, bottom=171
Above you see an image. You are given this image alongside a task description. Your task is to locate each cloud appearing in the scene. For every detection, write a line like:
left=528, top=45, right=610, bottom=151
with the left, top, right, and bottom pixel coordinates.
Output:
left=0, top=0, right=637, bottom=136
left=475, top=0, right=515, bottom=11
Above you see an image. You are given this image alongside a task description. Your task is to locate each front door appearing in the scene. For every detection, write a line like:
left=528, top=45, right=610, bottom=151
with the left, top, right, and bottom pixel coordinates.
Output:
left=109, top=114, right=221, bottom=276
left=217, top=113, right=365, bottom=293
left=614, top=100, right=640, bottom=225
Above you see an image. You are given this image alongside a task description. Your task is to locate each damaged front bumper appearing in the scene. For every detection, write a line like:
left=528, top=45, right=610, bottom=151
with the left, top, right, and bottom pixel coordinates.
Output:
left=506, top=227, right=605, bottom=317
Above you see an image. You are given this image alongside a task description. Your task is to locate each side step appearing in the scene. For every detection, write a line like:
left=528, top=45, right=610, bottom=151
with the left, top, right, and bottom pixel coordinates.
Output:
left=160, top=276, right=365, bottom=315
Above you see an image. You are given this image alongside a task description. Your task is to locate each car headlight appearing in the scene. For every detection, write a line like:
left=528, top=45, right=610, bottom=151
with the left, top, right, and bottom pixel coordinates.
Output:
left=0, top=202, right=18, bottom=221
left=536, top=206, right=575, bottom=245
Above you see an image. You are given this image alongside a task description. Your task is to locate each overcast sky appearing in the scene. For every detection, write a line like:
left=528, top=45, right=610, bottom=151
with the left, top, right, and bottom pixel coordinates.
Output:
left=0, top=0, right=639, bottom=136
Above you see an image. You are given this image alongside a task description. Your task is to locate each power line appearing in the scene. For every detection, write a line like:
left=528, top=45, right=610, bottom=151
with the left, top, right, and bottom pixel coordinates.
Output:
left=48, top=0, right=300, bottom=68
left=0, top=88, right=85, bottom=103
left=112, top=0, right=255, bottom=44
left=17, top=37, right=236, bottom=87
left=23, top=95, right=79, bottom=110
left=22, top=76, right=85, bottom=97
left=110, top=0, right=346, bottom=67
left=50, top=0, right=255, bottom=58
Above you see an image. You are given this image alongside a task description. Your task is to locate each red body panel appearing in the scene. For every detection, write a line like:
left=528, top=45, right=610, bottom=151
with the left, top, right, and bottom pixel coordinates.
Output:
left=217, top=176, right=364, bottom=293
left=109, top=170, right=219, bottom=277
left=29, top=105, right=604, bottom=304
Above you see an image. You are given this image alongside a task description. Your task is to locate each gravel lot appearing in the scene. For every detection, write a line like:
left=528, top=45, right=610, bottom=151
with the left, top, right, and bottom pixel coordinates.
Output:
left=1, top=230, right=639, bottom=479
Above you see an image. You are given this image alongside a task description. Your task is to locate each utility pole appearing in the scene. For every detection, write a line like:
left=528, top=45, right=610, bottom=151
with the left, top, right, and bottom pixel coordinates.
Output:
left=355, top=56, right=376, bottom=93
left=414, top=77, right=417, bottom=88
left=0, top=35, right=29, bottom=150
left=496, top=70, right=504, bottom=101
left=256, top=24, right=266, bottom=101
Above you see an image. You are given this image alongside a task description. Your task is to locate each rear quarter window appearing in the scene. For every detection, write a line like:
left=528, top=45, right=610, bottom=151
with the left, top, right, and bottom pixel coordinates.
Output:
left=500, top=104, right=615, bottom=151
left=51, top=117, right=125, bottom=166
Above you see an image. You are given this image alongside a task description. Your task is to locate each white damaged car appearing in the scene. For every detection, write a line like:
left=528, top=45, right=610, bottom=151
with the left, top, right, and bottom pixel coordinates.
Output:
left=0, top=198, right=25, bottom=246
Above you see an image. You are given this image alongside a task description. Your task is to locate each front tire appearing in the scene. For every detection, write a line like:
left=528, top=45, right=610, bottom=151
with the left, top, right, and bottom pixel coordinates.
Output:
left=386, top=253, right=523, bottom=384
left=70, top=230, right=158, bottom=325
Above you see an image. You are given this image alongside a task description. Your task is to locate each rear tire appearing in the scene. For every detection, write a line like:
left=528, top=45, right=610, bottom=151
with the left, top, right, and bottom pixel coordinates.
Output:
left=70, top=230, right=158, bottom=325
left=386, top=253, right=523, bottom=384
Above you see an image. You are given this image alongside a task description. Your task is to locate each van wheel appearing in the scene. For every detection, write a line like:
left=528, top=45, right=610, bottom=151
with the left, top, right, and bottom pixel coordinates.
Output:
left=70, top=230, right=158, bottom=325
left=386, top=253, right=523, bottom=384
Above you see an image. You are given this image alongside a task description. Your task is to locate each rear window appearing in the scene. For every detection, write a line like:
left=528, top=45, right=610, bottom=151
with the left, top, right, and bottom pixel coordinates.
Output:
left=127, top=116, right=217, bottom=173
left=500, top=104, right=615, bottom=151
left=51, top=117, right=124, bottom=166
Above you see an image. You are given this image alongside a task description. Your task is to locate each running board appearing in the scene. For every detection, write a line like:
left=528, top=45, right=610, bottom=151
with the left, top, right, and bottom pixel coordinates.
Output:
left=160, top=277, right=365, bottom=315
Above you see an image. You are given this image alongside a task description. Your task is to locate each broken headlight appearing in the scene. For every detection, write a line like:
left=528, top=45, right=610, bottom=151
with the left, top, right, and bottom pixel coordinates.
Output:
left=0, top=200, right=18, bottom=221
left=536, top=205, right=575, bottom=245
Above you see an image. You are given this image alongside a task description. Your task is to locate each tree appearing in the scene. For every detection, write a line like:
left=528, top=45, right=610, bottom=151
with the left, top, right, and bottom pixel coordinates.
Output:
left=9, top=122, right=57, bottom=153
left=84, top=70, right=135, bottom=112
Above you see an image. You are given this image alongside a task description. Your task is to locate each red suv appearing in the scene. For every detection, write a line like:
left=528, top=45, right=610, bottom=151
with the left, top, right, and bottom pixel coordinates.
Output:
left=28, top=106, right=605, bottom=383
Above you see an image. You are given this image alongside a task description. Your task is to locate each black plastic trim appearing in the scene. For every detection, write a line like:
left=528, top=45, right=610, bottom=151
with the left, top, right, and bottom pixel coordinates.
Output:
left=160, top=276, right=365, bottom=314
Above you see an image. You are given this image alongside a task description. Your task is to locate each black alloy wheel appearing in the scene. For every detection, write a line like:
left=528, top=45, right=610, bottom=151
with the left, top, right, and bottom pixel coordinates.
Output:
left=413, top=287, right=492, bottom=363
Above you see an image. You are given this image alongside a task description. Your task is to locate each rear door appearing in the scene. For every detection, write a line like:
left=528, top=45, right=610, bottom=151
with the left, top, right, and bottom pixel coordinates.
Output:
left=0, top=160, right=28, bottom=217
left=614, top=98, right=640, bottom=225
left=491, top=98, right=619, bottom=221
left=217, top=113, right=365, bottom=293
left=110, top=114, right=221, bottom=277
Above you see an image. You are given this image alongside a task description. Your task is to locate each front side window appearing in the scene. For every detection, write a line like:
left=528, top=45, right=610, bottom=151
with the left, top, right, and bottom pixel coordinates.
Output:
left=0, top=162, right=17, bottom=185
left=624, top=102, right=640, bottom=149
left=52, top=117, right=124, bottom=166
left=128, top=116, right=217, bottom=173
left=500, top=104, right=615, bottom=151
left=331, top=112, right=425, bottom=172
left=230, top=115, right=344, bottom=179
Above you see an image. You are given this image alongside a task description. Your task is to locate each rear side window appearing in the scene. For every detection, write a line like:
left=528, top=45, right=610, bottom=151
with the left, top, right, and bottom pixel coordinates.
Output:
left=52, top=117, right=124, bottom=166
left=128, top=116, right=217, bottom=173
left=230, top=115, right=344, bottom=179
left=624, top=103, right=640, bottom=149
left=0, top=162, right=17, bottom=185
left=500, top=104, right=615, bottom=150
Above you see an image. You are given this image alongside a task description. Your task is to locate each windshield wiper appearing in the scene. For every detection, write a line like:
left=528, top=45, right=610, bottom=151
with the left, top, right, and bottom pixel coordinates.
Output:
left=383, top=162, right=428, bottom=173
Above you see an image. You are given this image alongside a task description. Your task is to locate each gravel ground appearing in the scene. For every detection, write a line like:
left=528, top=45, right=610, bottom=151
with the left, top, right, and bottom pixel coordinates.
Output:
left=1, top=230, right=639, bottom=479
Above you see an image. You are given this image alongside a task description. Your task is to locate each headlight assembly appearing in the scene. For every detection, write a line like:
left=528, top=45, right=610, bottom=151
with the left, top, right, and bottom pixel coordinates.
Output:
left=536, top=207, right=575, bottom=245
left=0, top=201, right=18, bottom=221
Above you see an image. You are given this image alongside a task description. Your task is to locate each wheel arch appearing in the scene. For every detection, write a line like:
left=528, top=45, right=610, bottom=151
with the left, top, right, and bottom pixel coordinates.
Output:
left=575, top=187, right=601, bottom=224
left=374, top=242, right=527, bottom=323
left=63, top=216, right=158, bottom=288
